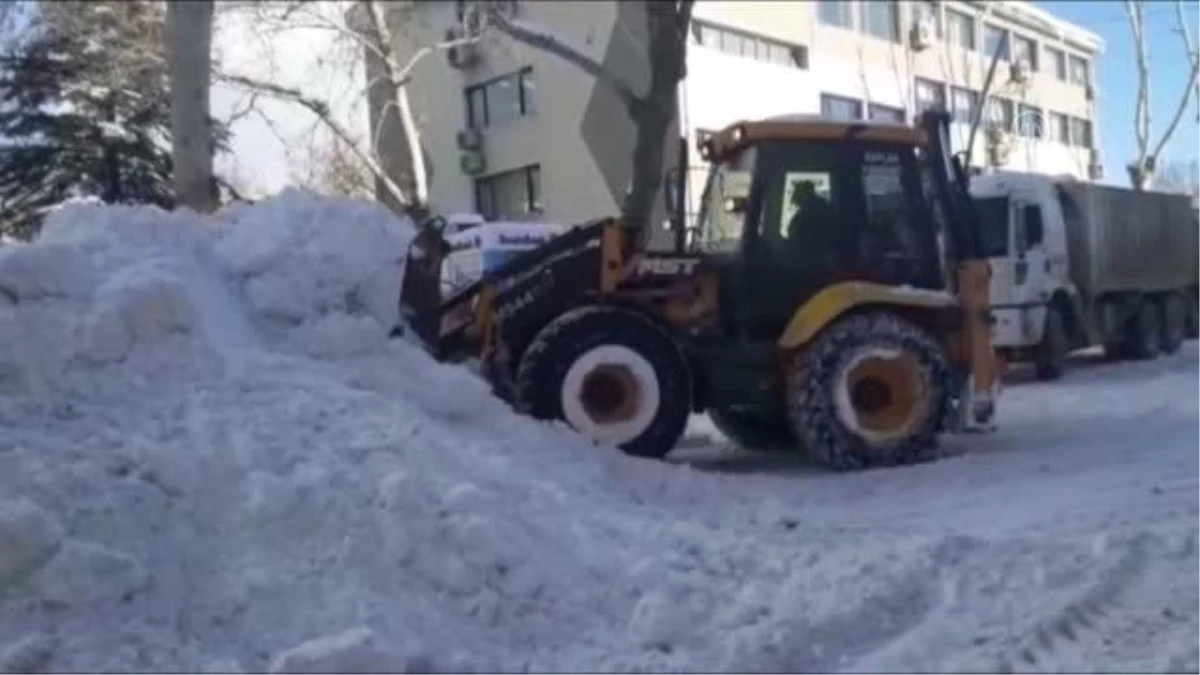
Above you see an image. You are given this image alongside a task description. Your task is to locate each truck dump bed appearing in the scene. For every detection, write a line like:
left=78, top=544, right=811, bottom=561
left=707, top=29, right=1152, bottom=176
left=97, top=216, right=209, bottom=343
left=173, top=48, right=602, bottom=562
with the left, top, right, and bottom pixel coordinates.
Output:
left=1057, top=182, right=1198, bottom=297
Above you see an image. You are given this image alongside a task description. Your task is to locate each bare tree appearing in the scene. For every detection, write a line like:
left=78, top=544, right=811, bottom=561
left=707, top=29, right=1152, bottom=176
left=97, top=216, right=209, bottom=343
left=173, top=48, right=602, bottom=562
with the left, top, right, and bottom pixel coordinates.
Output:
left=215, top=0, right=484, bottom=218
left=294, top=131, right=375, bottom=199
left=1124, top=0, right=1199, bottom=190
left=483, top=0, right=695, bottom=234
left=1155, top=158, right=1199, bottom=197
left=166, top=0, right=216, bottom=212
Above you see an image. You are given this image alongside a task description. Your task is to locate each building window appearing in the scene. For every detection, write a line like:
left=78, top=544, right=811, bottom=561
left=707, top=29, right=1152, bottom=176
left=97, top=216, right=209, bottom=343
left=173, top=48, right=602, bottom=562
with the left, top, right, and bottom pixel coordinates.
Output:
left=912, top=0, right=942, bottom=37
left=984, top=96, right=1014, bottom=131
left=860, top=0, right=900, bottom=42
left=1045, top=46, right=1067, bottom=80
left=915, top=78, right=946, bottom=114
left=1069, top=55, right=1090, bottom=87
left=465, top=67, right=535, bottom=129
left=983, top=24, right=1010, bottom=60
left=1012, top=33, right=1038, bottom=70
left=1016, top=104, right=1043, bottom=138
left=821, top=93, right=863, bottom=121
left=946, top=8, right=975, bottom=50
left=1069, top=117, right=1093, bottom=148
left=474, top=164, right=541, bottom=220
left=818, top=0, right=854, bottom=29
left=949, top=87, right=978, bottom=124
left=692, top=19, right=808, bottom=69
left=1047, top=112, right=1069, bottom=143
left=869, top=103, right=906, bottom=122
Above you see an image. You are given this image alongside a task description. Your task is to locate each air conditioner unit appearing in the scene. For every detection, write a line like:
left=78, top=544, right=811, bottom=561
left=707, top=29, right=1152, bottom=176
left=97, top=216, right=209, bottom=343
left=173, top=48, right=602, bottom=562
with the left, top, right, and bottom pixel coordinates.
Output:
left=456, top=127, right=483, bottom=151
left=909, top=17, right=935, bottom=51
left=460, top=150, right=487, bottom=176
left=1088, top=162, right=1104, bottom=180
left=445, top=27, right=480, bottom=70
left=1010, top=59, right=1031, bottom=83
left=1084, top=84, right=1095, bottom=101
left=1088, top=148, right=1101, bottom=165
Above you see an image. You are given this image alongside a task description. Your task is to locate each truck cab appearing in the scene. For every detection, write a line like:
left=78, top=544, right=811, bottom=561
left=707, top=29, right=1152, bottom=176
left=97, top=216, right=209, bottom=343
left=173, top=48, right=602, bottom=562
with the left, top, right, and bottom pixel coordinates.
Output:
left=969, top=171, right=1069, bottom=358
left=972, top=170, right=1199, bottom=379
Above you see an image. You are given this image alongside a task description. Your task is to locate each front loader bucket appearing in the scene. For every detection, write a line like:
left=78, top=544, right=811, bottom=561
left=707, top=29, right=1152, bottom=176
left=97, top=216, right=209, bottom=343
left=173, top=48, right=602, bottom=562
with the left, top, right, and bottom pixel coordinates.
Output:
left=398, top=219, right=452, bottom=350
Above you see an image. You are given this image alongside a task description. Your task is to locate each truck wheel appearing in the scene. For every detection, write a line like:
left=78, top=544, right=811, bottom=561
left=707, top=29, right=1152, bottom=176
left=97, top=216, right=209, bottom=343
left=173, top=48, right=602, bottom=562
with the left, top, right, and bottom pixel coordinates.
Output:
left=707, top=407, right=798, bottom=453
left=1160, top=294, right=1186, bottom=354
left=514, top=305, right=691, bottom=459
left=1127, top=300, right=1162, bottom=360
left=1185, top=294, right=1199, bottom=340
left=1033, top=306, right=1068, bottom=381
left=786, top=311, right=951, bottom=472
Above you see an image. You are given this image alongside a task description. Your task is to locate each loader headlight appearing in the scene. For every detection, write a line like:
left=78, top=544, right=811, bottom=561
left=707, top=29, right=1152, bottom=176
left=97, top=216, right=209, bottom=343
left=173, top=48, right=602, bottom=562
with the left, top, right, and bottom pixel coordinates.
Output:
left=698, top=139, right=713, bottom=160
left=732, top=125, right=746, bottom=143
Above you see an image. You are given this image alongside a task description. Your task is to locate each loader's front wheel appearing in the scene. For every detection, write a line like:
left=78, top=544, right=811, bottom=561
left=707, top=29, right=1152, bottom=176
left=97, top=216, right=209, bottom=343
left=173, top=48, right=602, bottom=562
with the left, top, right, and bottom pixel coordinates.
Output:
left=707, top=406, right=798, bottom=453
left=515, top=306, right=692, bottom=459
left=787, top=312, right=951, bottom=472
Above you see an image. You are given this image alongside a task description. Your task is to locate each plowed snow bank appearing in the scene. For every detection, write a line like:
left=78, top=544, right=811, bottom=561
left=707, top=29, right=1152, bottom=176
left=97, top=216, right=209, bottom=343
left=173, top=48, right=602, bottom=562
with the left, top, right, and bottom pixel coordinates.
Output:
left=0, top=193, right=1195, bottom=673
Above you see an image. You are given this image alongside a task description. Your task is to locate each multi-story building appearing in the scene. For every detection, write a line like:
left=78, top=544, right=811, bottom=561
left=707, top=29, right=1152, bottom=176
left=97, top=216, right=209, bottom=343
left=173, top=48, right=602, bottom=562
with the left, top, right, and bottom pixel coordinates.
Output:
left=370, top=0, right=1104, bottom=235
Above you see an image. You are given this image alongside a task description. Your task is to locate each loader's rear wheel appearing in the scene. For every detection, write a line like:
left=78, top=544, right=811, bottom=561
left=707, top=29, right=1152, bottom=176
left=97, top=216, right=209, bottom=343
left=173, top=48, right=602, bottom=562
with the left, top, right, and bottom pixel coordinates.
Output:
left=707, top=407, right=798, bottom=453
left=515, top=305, right=691, bottom=459
left=787, top=312, right=951, bottom=472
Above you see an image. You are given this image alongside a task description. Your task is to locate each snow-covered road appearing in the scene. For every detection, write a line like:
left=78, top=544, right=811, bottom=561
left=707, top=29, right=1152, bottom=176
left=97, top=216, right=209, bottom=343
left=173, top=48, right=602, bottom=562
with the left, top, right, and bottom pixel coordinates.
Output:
left=678, top=345, right=1199, bottom=673
left=0, top=195, right=1195, bottom=673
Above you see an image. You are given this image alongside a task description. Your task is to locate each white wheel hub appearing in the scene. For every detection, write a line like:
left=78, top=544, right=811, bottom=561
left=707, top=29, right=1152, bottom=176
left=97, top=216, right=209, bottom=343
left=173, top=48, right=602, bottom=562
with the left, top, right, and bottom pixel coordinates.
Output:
left=560, top=345, right=661, bottom=447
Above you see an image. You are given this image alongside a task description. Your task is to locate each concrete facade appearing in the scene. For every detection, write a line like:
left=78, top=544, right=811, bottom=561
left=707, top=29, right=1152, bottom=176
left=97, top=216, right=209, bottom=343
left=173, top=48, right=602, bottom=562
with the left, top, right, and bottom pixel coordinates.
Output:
left=374, top=0, right=1103, bottom=234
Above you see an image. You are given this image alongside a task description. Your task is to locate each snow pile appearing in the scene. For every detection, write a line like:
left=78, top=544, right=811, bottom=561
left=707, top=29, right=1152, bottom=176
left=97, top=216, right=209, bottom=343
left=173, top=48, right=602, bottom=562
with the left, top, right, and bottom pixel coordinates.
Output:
left=0, top=191, right=1195, bottom=673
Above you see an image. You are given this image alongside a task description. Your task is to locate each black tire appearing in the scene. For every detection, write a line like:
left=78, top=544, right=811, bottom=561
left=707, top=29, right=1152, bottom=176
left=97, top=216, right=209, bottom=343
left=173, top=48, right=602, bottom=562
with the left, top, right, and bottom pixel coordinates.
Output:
left=1126, top=300, right=1161, bottom=360
left=707, top=406, right=798, bottom=452
left=1033, top=306, right=1069, bottom=381
left=1160, top=293, right=1186, bottom=354
left=1184, top=294, right=1198, bottom=340
left=786, top=311, right=952, bottom=472
left=514, top=305, right=691, bottom=459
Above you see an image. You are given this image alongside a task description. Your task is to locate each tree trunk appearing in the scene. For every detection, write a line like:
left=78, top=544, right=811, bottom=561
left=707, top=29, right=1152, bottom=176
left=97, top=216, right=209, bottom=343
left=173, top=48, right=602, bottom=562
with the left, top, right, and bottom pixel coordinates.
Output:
left=101, top=98, right=121, bottom=202
left=619, top=2, right=690, bottom=238
left=166, top=0, right=216, bottom=213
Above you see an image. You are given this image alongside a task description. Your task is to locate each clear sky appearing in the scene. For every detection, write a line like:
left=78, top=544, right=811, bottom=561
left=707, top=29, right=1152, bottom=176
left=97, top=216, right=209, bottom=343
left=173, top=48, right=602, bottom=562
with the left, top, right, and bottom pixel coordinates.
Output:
left=1035, top=0, right=1200, bottom=184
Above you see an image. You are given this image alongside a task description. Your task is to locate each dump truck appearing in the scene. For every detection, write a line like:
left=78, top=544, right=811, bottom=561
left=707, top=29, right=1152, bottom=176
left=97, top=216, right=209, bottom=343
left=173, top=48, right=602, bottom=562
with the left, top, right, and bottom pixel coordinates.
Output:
left=397, top=111, right=1000, bottom=471
left=971, top=171, right=1199, bottom=379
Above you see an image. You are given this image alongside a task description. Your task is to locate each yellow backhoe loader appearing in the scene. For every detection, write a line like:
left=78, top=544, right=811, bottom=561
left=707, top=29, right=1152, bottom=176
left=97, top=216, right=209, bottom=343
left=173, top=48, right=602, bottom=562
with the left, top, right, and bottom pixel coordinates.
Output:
left=398, top=110, right=999, bottom=471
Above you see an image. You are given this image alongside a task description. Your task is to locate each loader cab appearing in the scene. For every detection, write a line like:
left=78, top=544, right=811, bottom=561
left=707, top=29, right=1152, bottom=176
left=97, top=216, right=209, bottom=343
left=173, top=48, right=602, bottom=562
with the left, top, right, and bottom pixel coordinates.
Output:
left=694, top=116, right=946, bottom=338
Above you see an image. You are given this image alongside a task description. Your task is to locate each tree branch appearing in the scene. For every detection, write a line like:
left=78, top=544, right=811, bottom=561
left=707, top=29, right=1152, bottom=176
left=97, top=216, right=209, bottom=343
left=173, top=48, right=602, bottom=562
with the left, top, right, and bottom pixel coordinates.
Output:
left=217, top=71, right=412, bottom=208
left=485, top=5, right=640, bottom=110
left=1124, top=0, right=1151, bottom=160
left=1150, top=55, right=1199, bottom=162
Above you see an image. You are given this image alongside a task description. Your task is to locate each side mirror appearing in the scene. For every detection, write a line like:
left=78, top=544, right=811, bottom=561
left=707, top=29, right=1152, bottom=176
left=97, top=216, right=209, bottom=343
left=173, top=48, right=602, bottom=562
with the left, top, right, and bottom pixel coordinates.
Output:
left=723, top=195, right=748, bottom=214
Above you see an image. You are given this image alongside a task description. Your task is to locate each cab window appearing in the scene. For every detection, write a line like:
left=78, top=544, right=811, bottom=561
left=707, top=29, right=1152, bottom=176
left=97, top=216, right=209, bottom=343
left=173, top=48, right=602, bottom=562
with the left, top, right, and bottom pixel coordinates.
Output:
left=973, top=196, right=1010, bottom=257
left=754, top=139, right=938, bottom=286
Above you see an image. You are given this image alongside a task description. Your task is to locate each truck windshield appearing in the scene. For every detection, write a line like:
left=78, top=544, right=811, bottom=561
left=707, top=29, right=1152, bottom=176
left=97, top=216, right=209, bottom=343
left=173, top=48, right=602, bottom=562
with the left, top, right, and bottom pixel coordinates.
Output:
left=974, top=196, right=1010, bottom=258
left=694, top=147, right=756, bottom=252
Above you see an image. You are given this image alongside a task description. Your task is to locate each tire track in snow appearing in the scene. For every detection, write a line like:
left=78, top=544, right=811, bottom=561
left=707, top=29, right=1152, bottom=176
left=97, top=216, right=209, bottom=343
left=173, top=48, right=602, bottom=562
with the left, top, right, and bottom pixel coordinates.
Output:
left=726, top=534, right=980, bottom=673
left=991, top=533, right=1153, bottom=673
